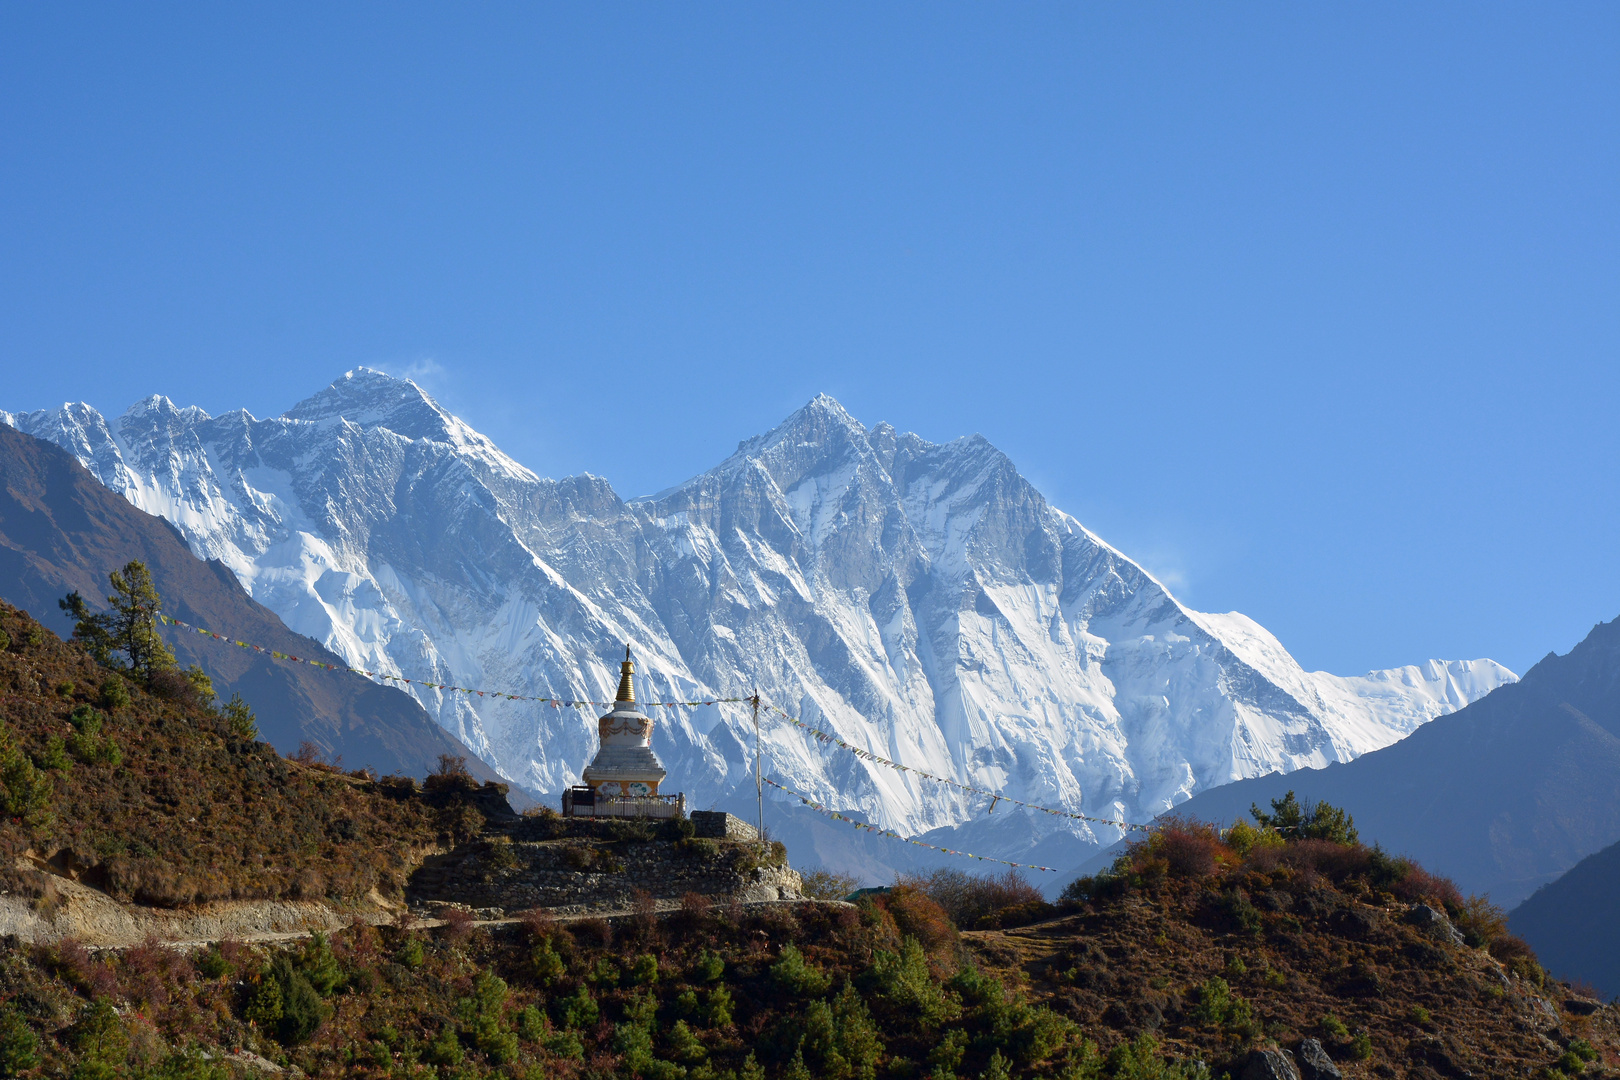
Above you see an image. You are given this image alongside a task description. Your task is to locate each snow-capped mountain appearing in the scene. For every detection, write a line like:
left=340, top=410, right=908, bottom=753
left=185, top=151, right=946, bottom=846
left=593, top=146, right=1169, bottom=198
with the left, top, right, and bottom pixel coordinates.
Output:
left=2, top=370, right=1515, bottom=863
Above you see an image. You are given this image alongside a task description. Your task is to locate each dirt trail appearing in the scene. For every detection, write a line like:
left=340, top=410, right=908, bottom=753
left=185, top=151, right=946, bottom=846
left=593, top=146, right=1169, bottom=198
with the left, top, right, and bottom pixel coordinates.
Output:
left=0, top=862, right=841, bottom=950
left=0, top=864, right=400, bottom=949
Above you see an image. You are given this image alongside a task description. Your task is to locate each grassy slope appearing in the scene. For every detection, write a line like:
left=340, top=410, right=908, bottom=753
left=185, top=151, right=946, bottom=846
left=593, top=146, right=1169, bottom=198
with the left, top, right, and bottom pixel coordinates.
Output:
left=0, top=599, right=486, bottom=908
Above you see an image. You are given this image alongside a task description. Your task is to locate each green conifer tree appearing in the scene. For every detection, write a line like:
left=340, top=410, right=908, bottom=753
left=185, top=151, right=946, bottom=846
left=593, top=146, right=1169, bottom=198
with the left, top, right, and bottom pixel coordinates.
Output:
left=60, top=561, right=177, bottom=681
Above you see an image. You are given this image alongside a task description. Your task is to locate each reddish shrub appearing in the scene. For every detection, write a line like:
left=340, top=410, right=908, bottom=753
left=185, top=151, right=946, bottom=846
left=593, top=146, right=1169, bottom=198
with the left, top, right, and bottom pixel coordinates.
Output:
left=1391, top=863, right=1464, bottom=908
left=520, top=906, right=557, bottom=941
left=575, top=917, right=613, bottom=948
left=631, top=889, right=660, bottom=945
left=438, top=905, right=476, bottom=942
left=1279, top=839, right=1372, bottom=881
left=680, top=891, right=713, bottom=919
left=881, top=884, right=957, bottom=955
left=54, top=938, right=119, bottom=998
left=1489, top=933, right=1537, bottom=964
left=120, top=937, right=184, bottom=1008
left=217, top=937, right=250, bottom=971
left=1151, top=819, right=1230, bottom=879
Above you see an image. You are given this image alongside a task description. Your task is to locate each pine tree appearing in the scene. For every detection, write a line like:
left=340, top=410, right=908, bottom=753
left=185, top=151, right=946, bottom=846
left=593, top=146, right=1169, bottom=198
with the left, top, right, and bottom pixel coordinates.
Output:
left=60, top=560, right=177, bottom=681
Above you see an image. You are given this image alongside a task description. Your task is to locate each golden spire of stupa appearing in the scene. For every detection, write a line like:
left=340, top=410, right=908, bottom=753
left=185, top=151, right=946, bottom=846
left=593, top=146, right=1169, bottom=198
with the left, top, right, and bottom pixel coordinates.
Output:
left=616, top=645, right=635, bottom=703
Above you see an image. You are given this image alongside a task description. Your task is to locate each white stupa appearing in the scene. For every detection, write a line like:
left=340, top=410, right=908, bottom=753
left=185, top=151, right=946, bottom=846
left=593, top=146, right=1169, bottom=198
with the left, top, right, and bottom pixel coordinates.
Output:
left=581, top=647, right=667, bottom=797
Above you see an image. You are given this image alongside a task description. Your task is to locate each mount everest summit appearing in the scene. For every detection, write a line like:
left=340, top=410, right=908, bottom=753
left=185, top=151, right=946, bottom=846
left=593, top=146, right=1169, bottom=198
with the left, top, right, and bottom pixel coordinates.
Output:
left=2, top=370, right=1514, bottom=869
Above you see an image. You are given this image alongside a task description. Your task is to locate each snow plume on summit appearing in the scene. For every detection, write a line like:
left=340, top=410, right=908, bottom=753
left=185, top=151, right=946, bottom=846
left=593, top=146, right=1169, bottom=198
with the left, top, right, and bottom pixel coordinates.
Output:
left=2, top=371, right=1517, bottom=872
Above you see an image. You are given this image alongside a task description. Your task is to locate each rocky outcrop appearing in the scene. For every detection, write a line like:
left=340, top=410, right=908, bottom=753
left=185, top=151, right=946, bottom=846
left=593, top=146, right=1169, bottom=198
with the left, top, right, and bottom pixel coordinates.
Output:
left=1294, top=1039, right=1341, bottom=1080
left=1241, top=1048, right=1299, bottom=1080
left=1405, top=902, right=1467, bottom=947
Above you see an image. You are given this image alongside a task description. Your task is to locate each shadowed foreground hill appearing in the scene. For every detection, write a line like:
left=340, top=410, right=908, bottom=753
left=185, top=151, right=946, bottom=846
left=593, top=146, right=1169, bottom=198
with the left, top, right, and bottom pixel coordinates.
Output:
left=0, top=421, right=505, bottom=785
left=1160, top=615, right=1620, bottom=908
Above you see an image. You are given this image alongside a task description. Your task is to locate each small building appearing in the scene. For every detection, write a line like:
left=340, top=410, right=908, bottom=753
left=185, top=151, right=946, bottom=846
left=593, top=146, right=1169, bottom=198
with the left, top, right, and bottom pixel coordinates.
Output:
left=563, top=648, right=685, bottom=820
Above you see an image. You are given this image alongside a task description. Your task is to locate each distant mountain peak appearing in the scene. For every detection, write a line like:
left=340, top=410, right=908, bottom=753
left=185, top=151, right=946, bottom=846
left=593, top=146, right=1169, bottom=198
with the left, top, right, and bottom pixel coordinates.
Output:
left=285, top=368, right=539, bottom=483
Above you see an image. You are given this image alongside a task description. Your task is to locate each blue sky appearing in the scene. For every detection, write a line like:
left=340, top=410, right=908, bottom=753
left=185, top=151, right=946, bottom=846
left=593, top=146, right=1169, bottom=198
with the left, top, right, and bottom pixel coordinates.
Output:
left=1, top=5, right=1616, bottom=677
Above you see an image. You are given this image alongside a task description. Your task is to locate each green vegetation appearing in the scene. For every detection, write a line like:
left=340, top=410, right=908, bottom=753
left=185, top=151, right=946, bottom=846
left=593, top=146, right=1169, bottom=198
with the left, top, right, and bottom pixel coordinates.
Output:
left=1248, top=790, right=1359, bottom=845
left=59, top=560, right=177, bottom=682
left=0, top=597, right=492, bottom=907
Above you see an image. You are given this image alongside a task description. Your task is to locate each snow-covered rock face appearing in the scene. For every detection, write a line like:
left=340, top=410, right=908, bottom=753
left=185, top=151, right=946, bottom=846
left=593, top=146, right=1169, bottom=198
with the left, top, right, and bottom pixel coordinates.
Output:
left=2, top=371, right=1517, bottom=859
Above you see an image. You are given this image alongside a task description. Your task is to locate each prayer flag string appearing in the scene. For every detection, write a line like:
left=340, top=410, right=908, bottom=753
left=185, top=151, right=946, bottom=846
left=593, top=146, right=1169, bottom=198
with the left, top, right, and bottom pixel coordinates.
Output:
left=763, top=703, right=1149, bottom=832
left=762, top=776, right=1057, bottom=872
left=156, top=614, right=745, bottom=709
left=156, top=612, right=1151, bottom=833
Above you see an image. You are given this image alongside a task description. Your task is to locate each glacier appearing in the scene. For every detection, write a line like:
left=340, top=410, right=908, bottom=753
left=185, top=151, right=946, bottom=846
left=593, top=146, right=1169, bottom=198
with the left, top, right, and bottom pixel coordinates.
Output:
left=2, top=370, right=1515, bottom=871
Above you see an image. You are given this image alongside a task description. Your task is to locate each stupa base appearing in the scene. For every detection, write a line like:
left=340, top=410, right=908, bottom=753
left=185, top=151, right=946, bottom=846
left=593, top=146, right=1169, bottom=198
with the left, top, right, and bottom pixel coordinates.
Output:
left=563, top=786, right=686, bottom=819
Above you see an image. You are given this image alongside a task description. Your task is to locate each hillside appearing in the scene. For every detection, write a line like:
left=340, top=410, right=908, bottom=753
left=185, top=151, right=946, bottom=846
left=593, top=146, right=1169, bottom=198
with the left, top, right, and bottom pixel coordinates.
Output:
left=0, top=421, right=506, bottom=786
left=0, top=785, right=1610, bottom=1078
left=1511, top=836, right=1620, bottom=1000
left=0, top=597, right=504, bottom=914
left=1157, top=615, right=1620, bottom=908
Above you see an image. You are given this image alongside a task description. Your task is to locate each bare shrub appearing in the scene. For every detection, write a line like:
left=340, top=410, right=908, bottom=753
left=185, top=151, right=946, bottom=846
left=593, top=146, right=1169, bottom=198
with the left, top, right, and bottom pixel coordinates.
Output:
left=438, top=905, right=475, bottom=942
left=519, top=906, right=557, bottom=941
left=675, top=891, right=713, bottom=933
left=903, top=867, right=1044, bottom=928
left=424, top=753, right=474, bottom=793
left=800, top=868, right=861, bottom=902
left=1452, top=895, right=1508, bottom=948
left=631, top=889, right=660, bottom=945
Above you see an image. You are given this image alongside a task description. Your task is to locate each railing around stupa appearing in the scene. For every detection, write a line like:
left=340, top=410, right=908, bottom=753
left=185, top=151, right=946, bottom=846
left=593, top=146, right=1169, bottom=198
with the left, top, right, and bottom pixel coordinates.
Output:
left=563, top=786, right=685, bottom=820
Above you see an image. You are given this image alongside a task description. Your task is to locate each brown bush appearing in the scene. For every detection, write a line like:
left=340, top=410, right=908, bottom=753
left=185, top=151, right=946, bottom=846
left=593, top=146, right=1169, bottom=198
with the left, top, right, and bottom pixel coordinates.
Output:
left=1278, top=839, right=1372, bottom=881
left=519, top=906, right=557, bottom=941
left=1150, top=819, right=1231, bottom=879
left=1391, top=863, right=1464, bottom=908
left=973, top=898, right=1057, bottom=930
left=881, top=883, right=957, bottom=956
left=438, top=905, right=476, bottom=942
left=1489, top=933, right=1537, bottom=964
left=1452, top=895, right=1508, bottom=947
left=575, top=917, right=613, bottom=947
left=675, top=891, right=713, bottom=933
left=51, top=938, right=118, bottom=999
left=903, top=868, right=1045, bottom=927
left=630, top=889, right=660, bottom=945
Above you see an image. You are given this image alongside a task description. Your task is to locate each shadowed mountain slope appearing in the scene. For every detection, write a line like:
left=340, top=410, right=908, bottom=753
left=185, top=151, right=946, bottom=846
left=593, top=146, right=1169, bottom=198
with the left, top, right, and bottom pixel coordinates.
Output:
left=1511, top=836, right=1620, bottom=999
left=1156, top=616, right=1620, bottom=908
left=0, top=422, right=506, bottom=785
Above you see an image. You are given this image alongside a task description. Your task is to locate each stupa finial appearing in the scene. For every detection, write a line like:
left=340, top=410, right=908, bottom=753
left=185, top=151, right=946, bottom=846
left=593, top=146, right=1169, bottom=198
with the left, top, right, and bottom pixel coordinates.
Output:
left=616, top=645, right=635, bottom=703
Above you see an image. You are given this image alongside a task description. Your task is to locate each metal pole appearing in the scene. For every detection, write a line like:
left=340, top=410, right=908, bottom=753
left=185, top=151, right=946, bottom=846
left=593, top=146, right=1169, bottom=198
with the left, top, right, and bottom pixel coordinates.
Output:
left=753, top=692, right=763, bottom=846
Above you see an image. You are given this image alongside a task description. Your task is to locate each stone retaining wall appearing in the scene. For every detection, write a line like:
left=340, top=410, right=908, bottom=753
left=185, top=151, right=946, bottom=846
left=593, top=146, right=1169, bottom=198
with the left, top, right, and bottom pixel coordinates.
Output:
left=406, top=835, right=800, bottom=914
left=690, top=811, right=759, bottom=842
